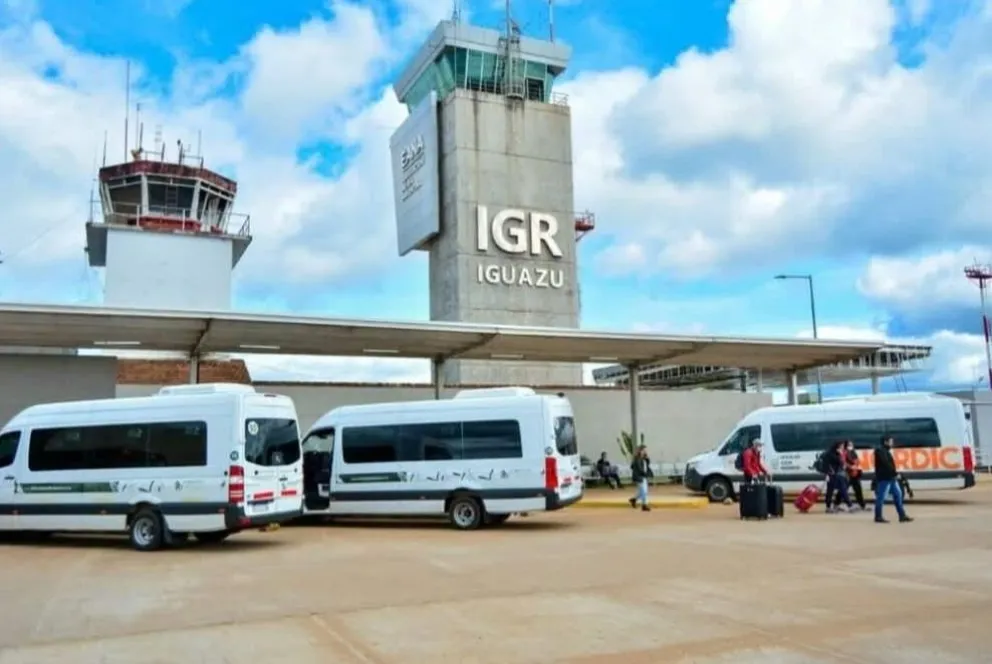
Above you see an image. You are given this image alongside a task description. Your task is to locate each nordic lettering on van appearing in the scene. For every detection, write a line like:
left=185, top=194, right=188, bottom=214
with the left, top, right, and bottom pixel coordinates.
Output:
left=856, top=447, right=963, bottom=472
left=475, top=205, right=565, bottom=289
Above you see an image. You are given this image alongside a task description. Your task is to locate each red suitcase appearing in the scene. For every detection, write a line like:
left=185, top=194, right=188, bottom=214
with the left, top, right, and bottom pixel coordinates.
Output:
left=794, top=484, right=821, bottom=513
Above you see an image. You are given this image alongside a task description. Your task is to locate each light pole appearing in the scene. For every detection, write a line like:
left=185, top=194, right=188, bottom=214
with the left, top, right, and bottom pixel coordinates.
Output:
left=775, top=273, right=823, bottom=404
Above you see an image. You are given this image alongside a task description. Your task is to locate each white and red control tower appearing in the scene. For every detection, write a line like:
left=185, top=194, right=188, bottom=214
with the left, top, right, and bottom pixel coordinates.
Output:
left=85, top=142, right=252, bottom=311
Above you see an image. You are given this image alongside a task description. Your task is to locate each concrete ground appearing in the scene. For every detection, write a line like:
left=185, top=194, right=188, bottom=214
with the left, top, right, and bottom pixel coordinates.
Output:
left=1, top=485, right=991, bottom=663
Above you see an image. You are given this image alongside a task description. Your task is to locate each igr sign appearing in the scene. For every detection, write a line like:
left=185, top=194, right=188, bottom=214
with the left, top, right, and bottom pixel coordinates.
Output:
left=475, top=205, right=565, bottom=289
left=476, top=206, right=563, bottom=257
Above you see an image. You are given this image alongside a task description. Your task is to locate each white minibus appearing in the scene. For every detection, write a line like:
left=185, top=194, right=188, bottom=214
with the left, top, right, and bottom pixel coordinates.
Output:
left=301, top=387, right=583, bottom=529
left=0, top=383, right=304, bottom=551
left=683, top=393, right=976, bottom=503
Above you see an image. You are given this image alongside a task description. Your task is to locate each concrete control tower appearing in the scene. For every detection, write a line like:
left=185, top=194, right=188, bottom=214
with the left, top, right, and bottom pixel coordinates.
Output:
left=85, top=139, right=252, bottom=311
left=389, top=12, right=593, bottom=386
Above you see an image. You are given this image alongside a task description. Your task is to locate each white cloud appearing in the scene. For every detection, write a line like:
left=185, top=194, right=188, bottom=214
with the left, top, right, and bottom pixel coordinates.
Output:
left=236, top=2, right=388, bottom=142
left=857, top=246, right=992, bottom=313
left=563, top=0, right=992, bottom=278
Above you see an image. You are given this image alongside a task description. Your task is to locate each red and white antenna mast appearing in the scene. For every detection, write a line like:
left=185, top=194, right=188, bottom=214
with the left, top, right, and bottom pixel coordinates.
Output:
left=965, top=262, right=992, bottom=390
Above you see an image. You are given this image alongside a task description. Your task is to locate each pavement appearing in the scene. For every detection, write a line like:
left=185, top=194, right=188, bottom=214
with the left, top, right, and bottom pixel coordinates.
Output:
left=0, top=482, right=990, bottom=663
left=577, top=484, right=709, bottom=509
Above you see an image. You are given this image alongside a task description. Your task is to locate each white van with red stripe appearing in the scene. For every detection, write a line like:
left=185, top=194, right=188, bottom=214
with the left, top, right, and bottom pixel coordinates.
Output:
left=0, top=383, right=303, bottom=551
left=301, top=387, right=583, bottom=529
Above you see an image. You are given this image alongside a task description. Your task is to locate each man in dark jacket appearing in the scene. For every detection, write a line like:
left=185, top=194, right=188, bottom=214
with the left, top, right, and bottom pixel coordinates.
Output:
left=873, top=435, right=913, bottom=523
left=824, top=441, right=854, bottom=513
left=627, top=445, right=653, bottom=512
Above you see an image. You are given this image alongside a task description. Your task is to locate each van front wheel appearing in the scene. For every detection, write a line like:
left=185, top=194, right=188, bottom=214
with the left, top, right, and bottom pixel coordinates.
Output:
left=704, top=477, right=733, bottom=503
left=448, top=495, right=483, bottom=530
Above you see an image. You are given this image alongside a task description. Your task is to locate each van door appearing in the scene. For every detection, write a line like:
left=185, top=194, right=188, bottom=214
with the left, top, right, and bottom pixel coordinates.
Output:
left=301, top=427, right=333, bottom=512
left=0, top=430, right=21, bottom=530
left=243, top=417, right=302, bottom=519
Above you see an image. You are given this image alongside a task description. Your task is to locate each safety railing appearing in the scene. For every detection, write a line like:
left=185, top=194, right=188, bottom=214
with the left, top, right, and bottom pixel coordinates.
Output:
left=98, top=203, right=252, bottom=238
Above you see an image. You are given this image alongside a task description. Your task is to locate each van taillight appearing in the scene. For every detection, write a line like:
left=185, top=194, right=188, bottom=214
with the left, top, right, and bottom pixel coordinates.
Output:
left=228, top=465, right=245, bottom=504
left=963, top=447, right=974, bottom=473
left=544, top=457, right=558, bottom=490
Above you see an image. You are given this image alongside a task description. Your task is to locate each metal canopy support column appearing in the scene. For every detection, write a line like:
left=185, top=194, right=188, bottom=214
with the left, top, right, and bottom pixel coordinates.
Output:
left=756, top=369, right=764, bottom=393
left=189, top=355, right=199, bottom=384
left=628, top=364, right=640, bottom=452
left=431, top=357, right=444, bottom=400
left=786, top=370, right=798, bottom=405
left=870, top=373, right=880, bottom=395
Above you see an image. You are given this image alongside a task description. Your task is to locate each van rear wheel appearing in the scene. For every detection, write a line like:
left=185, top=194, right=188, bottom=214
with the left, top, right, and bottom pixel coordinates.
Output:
left=448, top=495, right=483, bottom=530
left=129, top=508, right=164, bottom=552
left=704, top=477, right=733, bottom=503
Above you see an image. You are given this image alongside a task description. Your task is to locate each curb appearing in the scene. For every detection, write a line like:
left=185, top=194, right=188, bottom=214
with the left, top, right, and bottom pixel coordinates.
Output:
left=574, top=497, right=709, bottom=510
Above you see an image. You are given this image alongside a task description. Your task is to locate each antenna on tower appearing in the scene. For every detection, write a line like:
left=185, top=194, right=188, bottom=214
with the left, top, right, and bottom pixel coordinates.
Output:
left=548, top=0, right=555, bottom=42
left=88, top=151, right=97, bottom=224
left=101, top=130, right=108, bottom=167
left=134, top=102, right=141, bottom=156
left=451, top=0, right=461, bottom=23
left=123, top=60, right=130, bottom=162
left=965, top=261, right=992, bottom=391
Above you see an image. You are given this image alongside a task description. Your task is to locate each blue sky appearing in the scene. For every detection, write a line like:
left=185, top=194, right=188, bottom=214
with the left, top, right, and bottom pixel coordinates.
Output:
left=1, top=0, right=992, bottom=390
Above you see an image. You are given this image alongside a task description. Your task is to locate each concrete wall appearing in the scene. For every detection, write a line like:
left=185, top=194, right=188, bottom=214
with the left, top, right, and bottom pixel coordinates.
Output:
left=105, top=228, right=234, bottom=310
left=0, top=354, right=118, bottom=424
left=118, top=383, right=772, bottom=466
left=430, top=89, right=581, bottom=386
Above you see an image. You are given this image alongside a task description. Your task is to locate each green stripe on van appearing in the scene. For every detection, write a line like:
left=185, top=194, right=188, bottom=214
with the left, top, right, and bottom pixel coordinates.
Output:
left=338, top=473, right=404, bottom=484
left=19, top=482, right=115, bottom=494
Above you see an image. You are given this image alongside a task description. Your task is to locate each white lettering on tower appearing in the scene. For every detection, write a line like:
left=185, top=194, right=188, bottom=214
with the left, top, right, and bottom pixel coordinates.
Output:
left=475, top=205, right=565, bottom=289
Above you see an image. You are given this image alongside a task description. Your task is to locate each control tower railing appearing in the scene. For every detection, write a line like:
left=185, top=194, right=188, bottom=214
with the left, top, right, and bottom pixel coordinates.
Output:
left=100, top=202, right=251, bottom=238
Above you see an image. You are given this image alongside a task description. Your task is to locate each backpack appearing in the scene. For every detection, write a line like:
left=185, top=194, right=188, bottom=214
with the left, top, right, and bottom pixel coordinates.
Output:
left=812, top=451, right=829, bottom=474
left=734, top=451, right=745, bottom=471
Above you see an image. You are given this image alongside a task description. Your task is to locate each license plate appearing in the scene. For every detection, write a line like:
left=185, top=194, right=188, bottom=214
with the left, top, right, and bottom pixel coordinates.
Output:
left=252, top=501, right=272, bottom=513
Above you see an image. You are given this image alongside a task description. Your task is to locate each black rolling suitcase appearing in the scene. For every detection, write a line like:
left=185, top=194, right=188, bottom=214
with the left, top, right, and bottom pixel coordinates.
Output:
left=766, top=483, right=784, bottom=518
left=739, top=483, right=769, bottom=520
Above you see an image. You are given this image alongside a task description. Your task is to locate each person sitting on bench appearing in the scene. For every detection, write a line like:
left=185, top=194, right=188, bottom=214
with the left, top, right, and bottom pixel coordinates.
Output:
left=596, top=452, right=623, bottom=489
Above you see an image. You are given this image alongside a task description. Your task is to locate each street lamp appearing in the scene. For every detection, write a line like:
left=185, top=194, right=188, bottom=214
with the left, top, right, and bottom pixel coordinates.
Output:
left=774, top=273, right=823, bottom=404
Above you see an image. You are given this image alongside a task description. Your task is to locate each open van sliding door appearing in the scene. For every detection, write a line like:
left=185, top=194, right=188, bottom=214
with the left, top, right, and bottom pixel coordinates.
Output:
left=302, top=428, right=333, bottom=512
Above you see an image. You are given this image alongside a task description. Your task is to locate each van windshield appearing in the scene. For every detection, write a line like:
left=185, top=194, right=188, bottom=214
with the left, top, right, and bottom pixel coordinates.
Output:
left=554, top=416, right=578, bottom=456
left=245, top=418, right=301, bottom=467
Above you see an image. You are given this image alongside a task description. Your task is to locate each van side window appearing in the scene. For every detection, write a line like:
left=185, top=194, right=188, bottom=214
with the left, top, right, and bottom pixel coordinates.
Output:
left=28, top=421, right=208, bottom=471
left=770, top=417, right=940, bottom=453
left=719, top=425, right=760, bottom=456
left=0, top=431, right=19, bottom=468
left=302, top=428, right=335, bottom=454
left=341, top=420, right=523, bottom=464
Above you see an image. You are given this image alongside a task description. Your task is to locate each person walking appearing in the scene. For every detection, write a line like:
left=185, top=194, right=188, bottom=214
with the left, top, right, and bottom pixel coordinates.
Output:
left=874, top=436, right=914, bottom=524
left=628, top=445, right=653, bottom=512
left=843, top=440, right=866, bottom=511
left=824, top=441, right=854, bottom=513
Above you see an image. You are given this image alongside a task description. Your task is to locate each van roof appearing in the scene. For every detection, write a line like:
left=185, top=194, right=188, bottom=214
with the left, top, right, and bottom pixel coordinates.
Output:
left=312, top=392, right=565, bottom=428
left=751, top=393, right=959, bottom=419
left=5, top=389, right=255, bottom=427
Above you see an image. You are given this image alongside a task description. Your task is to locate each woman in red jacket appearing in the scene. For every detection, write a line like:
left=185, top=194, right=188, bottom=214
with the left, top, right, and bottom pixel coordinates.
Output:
left=742, top=439, right=769, bottom=484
